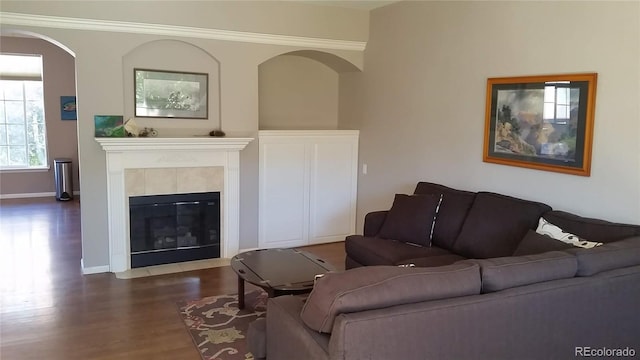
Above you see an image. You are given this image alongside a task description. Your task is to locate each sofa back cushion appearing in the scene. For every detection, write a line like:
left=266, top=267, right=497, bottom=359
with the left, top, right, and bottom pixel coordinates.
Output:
left=513, top=230, right=574, bottom=256
left=465, top=251, right=577, bottom=293
left=300, top=263, right=481, bottom=333
left=377, top=194, right=442, bottom=246
left=452, top=192, right=552, bottom=258
left=566, top=236, right=640, bottom=276
left=543, top=211, right=640, bottom=243
left=413, top=182, right=476, bottom=250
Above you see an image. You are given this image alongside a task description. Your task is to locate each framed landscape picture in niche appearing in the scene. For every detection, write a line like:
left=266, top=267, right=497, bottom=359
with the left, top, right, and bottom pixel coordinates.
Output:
left=134, top=69, right=208, bottom=119
left=483, top=73, right=597, bottom=176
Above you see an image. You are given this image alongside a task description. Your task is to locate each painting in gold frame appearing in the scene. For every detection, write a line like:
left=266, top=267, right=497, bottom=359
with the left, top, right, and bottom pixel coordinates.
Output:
left=483, top=73, right=597, bottom=176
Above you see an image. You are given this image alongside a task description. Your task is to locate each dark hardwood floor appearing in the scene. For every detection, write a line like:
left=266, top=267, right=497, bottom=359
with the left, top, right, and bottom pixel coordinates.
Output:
left=0, top=197, right=346, bottom=359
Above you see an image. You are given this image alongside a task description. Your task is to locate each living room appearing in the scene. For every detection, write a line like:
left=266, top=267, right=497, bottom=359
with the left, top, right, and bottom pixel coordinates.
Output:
left=2, top=0, right=637, bottom=272
left=1, top=1, right=638, bottom=359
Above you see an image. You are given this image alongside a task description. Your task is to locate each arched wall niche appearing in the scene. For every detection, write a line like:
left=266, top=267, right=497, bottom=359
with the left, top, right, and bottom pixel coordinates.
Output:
left=122, top=39, right=221, bottom=135
left=285, top=50, right=362, bottom=73
left=258, top=50, right=361, bottom=130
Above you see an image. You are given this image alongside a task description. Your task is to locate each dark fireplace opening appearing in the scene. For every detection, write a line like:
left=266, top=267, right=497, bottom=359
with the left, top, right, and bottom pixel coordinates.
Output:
left=129, top=192, right=220, bottom=268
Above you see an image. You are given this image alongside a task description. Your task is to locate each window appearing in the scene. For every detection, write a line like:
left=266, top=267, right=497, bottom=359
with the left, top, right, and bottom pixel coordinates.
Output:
left=543, top=83, right=572, bottom=125
left=0, top=53, right=47, bottom=170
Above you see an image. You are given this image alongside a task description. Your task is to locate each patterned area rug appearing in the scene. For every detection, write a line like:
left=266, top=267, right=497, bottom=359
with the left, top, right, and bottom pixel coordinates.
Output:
left=177, top=290, right=268, bottom=360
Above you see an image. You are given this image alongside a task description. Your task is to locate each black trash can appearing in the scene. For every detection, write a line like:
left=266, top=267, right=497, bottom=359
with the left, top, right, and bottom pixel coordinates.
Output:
left=54, top=158, right=73, bottom=201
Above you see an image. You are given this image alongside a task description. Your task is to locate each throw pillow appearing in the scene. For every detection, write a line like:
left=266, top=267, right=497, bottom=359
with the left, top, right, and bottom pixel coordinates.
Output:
left=513, top=230, right=574, bottom=256
left=377, top=193, right=442, bottom=246
left=536, top=217, right=603, bottom=249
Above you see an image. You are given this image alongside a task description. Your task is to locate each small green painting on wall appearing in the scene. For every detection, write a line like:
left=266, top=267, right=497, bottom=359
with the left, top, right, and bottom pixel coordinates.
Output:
left=94, top=115, right=125, bottom=137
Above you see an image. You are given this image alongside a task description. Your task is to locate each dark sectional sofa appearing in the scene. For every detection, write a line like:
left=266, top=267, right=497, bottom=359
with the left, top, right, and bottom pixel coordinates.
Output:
left=346, top=181, right=640, bottom=268
left=254, top=182, right=640, bottom=360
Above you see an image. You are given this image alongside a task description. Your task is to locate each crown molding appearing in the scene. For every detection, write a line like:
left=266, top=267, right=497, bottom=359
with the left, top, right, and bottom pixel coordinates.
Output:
left=0, top=12, right=366, bottom=51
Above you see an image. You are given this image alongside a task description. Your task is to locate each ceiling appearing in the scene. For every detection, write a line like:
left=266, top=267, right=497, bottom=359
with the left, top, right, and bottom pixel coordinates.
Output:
left=302, top=0, right=398, bottom=10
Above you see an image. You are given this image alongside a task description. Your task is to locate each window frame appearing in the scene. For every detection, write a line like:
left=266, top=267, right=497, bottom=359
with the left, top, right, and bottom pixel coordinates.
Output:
left=0, top=53, right=49, bottom=171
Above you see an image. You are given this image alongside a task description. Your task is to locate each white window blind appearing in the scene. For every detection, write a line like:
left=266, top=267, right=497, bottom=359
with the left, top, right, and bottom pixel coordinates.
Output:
left=0, top=53, right=43, bottom=81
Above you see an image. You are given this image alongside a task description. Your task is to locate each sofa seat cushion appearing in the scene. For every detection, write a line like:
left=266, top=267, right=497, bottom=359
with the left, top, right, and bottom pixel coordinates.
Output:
left=566, top=236, right=640, bottom=276
left=397, top=254, right=466, bottom=267
left=543, top=211, right=640, bottom=243
left=464, top=251, right=577, bottom=293
left=413, top=182, right=476, bottom=250
left=513, top=230, right=575, bottom=256
left=377, top=193, right=442, bottom=246
left=345, top=235, right=458, bottom=266
left=300, top=263, right=481, bottom=333
left=452, top=192, right=552, bottom=258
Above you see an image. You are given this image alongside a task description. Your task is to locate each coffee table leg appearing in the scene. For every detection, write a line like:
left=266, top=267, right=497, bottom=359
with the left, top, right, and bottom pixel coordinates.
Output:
left=237, top=276, right=245, bottom=309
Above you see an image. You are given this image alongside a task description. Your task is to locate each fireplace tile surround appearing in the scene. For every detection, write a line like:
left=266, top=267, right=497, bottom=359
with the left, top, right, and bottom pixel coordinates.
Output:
left=125, top=167, right=224, bottom=196
left=95, top=137, right=253, bottom=274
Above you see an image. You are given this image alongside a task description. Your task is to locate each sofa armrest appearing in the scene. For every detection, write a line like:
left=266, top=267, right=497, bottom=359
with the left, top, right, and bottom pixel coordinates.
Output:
left=363, top=211, right=388, bottom=236
left=300, top=263, right=480, bottom=333
left=266, top=296, right=330, bottom=360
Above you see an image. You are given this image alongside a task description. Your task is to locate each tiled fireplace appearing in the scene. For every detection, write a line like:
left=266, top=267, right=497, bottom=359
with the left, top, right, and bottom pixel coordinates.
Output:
left=96, top=137, right=253, bottom=273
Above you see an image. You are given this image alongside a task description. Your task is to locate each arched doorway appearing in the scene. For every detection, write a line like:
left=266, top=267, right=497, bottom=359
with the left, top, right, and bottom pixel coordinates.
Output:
left=0, top=30, right=82, bottom=281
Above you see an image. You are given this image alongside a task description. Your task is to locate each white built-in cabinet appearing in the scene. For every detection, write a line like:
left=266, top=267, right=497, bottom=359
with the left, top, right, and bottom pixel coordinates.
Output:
left=259, top=130, right=359, bottom=249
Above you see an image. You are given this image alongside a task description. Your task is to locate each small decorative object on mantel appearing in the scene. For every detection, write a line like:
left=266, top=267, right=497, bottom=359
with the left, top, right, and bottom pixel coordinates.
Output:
left=139, top=127, right=158, bottom=137
left=209, top=129, right=226, bottom=137
left=124, top=118, right=140, bottom=137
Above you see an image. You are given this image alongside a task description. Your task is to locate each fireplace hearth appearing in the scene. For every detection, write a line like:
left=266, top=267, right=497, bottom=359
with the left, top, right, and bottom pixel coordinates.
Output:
left=129, top=192, right=220, bottom=268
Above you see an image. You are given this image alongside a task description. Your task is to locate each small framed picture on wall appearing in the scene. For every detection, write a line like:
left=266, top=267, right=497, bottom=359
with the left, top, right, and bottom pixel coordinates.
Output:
left=60, top=96, right=77, bottom=120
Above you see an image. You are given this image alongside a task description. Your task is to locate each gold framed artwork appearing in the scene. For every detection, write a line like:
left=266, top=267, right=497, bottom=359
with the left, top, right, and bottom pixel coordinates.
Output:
left=483, top=73, right=597, bottom=176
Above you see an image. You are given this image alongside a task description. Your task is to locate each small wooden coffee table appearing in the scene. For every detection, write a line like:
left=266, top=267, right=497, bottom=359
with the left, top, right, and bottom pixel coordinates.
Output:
left=230, top=248, right=335, bottom=309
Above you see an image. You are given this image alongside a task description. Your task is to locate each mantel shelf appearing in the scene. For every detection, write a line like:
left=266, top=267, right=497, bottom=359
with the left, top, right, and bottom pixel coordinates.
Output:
left=95, top=137, right=254, bottom=152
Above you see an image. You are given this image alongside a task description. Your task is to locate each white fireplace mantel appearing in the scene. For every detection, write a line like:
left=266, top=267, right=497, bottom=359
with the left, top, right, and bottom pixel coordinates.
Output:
left=96, top=136, right=253, bottom=273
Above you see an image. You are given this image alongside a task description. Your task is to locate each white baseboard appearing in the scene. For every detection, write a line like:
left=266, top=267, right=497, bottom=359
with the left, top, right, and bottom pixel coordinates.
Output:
left=238, top=247, right=260, bottom=253
left=0, top=190, right=80, bottom=199
left=1, top=191, right=55, bottom=199
left=81, top=258, right=110, bottom=275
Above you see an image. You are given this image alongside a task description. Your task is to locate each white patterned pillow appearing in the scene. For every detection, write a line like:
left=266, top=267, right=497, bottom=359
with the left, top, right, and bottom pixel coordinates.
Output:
left=536, top=217, right=603, bottom=249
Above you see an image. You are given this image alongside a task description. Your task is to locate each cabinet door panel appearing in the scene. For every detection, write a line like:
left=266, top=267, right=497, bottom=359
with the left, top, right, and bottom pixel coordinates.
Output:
left=309, top=141, right=357, bottom=244
left=259, top=142, right=308, bottom=248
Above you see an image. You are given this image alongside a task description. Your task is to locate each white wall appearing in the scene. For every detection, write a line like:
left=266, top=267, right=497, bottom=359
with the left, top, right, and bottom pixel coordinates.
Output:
left=0, top=1, right=368, bottom=269
left=349, top=1, right=640, bottom=229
